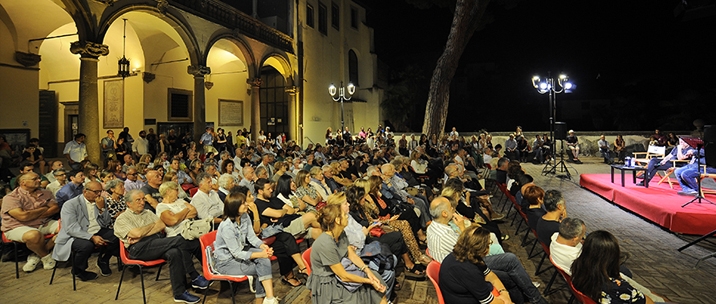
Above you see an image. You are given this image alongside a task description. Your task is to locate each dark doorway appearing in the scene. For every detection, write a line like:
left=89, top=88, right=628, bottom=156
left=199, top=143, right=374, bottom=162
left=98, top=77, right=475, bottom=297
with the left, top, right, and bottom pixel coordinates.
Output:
left=259, top=67, right=289, bottom=140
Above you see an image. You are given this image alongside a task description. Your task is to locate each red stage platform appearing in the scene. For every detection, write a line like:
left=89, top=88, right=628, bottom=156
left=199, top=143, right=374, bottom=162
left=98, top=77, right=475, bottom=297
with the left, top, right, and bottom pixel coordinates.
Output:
left=580, top=174, right=716, bottom=235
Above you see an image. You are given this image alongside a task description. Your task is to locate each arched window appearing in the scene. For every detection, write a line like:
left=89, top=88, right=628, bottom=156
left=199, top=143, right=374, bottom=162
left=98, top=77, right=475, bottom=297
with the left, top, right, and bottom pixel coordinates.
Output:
left=348, top=50, right=359, bottom=86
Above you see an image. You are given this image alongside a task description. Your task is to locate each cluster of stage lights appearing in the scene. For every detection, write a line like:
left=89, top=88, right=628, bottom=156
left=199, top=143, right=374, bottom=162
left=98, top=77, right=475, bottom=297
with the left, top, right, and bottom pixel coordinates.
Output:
left=532, top=74, right=574, bottom=94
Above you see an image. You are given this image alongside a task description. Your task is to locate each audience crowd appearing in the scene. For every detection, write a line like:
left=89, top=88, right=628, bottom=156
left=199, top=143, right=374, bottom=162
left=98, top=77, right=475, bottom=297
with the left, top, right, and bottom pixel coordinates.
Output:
left=0, top=125, right=677, bottom=303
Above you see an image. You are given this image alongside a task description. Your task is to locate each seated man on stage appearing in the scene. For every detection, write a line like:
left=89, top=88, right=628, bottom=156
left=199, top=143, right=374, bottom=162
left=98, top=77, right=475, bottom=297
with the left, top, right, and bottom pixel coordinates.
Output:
left=675, top=147, right=716, bottom=196
left=565, top=130, right=581, bottom=163
left=637, top=138, right=693, bottom=187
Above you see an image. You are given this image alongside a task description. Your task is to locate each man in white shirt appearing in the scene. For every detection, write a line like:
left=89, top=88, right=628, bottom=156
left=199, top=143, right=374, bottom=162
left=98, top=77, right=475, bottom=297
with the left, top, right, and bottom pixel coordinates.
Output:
left=52, top=181, right=117, bottom=279
left=45, top=160, right=65, bottom=184
left=63, top=133, right=88, bottom=170
left=132, top=130, right=149, bottom=158
left=190, top=173, right=224, bottom=225
left=549, top=217, right=586, bottom=275
left=124, top=166, right=145, bottom=191
left=238, top=166, right=256, bottom=195
left=46, top=169, right=68, bottom=197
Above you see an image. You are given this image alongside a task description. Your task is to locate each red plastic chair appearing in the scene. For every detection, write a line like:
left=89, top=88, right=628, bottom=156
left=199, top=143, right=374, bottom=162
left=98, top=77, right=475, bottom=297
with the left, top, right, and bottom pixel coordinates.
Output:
left=426, top=261, right=446, bottom=304
left=2, top=222, right=57, bottom=279
left=189, top=187, right=199, bottom=197
left=301, top=247, right=312, bottom=275
left=199, top=231, right=249, bottom=304
left=427, top=260, right=500, bottom=304
left=115, top=240, right=166, bottom=304
left=569, top=280, right=597, bottom=304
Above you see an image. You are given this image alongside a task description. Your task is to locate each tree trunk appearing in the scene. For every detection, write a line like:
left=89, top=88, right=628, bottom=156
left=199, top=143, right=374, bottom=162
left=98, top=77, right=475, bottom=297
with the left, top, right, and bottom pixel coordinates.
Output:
left=422, top=0, right=489, bottom=137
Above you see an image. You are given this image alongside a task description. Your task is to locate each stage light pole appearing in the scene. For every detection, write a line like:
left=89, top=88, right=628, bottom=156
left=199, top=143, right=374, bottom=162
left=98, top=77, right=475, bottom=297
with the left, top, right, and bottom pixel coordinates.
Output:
left=532, top=73, right=574, bottom=163
left=328, top=82, right=355, bottom=134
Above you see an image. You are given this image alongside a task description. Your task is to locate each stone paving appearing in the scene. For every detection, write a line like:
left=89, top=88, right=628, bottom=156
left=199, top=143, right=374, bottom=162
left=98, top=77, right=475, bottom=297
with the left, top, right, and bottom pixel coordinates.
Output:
left=2, top=156, right=716, bottom=303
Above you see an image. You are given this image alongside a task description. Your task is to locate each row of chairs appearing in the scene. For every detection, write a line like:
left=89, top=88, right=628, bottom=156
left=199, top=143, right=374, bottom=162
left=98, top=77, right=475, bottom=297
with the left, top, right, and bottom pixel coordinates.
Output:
left=492, top=180, right=595, bottom=304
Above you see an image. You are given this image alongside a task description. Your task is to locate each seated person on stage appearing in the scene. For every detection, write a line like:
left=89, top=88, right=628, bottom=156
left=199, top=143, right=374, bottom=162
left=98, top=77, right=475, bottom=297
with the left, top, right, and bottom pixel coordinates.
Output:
left=637, top=137, right=693, bottom=186
left=1, top=172, right=59, bottom=272
left=190, top=173, right=225, bottom=225
left=427, top=197, right=547, bottom=304
left=565, top=130, right=581, bottom=162
left=536, top=190, right=566, bottom=247
left=113, top=189, right=209, bottom=304
left=598, top=135, right=614, bottom=164
left=571, top=230, right=666, bottom=304
left=52, top=181, right=119, bottom=280
left=675, top=147, right=716, bottom=196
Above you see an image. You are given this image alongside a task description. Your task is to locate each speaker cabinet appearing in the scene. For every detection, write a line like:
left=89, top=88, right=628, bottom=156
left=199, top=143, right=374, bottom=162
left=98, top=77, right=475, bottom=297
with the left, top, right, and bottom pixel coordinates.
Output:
left=554, top=122, right=567, bottom=140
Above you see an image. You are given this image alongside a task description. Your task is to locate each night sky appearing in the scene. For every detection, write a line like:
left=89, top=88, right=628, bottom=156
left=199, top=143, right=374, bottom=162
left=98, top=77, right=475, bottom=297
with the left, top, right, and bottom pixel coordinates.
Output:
left=363, top=0, right=716, bottom=132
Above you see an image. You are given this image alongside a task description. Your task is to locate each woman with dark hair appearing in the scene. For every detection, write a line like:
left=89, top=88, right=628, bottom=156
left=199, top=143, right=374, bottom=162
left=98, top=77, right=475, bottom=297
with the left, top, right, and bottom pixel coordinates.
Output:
left=356, top=178, right=429, bottom=265
left=344, top=185, right=423, bottom=279
left=614, top=134, right=626, bottom=163
left=306, top=203, right=388, bottom=304
left=571, top=231, right=657, bottom=304
left=214, top=191, right=279, bottom=304
left=188, top=159, right=203, bottom=187
left=273, top=174, right=306, bottom=212
left=115, top=137, right=128, bottom=164
left=439, top=225, right=513, bottom=304
left=295, top=169, right=323, bottom=209
left=522, top=184, right=546, bottom=231
left=220, top=158, right=240, bottom=180
left=215, top=128, right=227, bottom=152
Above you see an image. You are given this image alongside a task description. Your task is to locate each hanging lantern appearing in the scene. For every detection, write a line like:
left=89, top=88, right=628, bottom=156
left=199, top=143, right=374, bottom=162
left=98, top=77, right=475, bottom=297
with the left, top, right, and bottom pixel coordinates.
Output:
left=118, top=18, right=130, bottom=78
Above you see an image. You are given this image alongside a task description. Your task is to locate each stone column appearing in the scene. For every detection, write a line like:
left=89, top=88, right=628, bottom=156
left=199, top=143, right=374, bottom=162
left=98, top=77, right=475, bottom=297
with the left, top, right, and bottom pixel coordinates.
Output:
left=285, top=86, right=298, bottom=142
left=70, top=41, right=109, bottom=165
left=248, top=78, right=262, bottom=144
left=188, top=65, right=211, bottom=143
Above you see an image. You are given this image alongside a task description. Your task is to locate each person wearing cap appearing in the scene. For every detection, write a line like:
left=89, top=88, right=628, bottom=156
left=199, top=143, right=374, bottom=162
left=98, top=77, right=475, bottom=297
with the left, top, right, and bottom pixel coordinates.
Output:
left=47, top=168, right=68, bottom=197
left=566, top=130, right=581, bottom=162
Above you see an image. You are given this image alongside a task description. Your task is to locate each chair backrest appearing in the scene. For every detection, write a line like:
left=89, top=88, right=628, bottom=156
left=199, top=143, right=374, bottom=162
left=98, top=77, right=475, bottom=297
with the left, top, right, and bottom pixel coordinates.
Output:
left=569, top=280, right=597, bottom=304
left=426, top=261, right=444, bottom=304
left=425, top=247, right=432, bottom=260
left=646, top=145, right=665, bottom=157
left=549, top=255, right=597, bottom=304
left=189, top=187, right=199, bottom=197
left=119, top=240, right=130, bottom=262
left=301, top=247, right=312, bottom=276
left=199, top=231, right=218, bottom=276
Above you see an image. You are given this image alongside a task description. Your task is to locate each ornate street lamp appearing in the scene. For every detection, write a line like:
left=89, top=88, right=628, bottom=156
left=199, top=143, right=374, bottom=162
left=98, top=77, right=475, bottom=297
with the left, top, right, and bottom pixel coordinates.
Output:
left=328, top=81, right=355, bottom=133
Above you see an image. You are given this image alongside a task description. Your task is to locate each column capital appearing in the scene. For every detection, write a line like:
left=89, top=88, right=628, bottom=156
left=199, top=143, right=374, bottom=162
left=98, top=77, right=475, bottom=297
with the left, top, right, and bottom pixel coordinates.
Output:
left=247, top=78, right=262, bottom=88
left=70, top=41, right=109, bottom=59
left=188, top=65, right=211, bottom=77
left=285, top=86, right=298, bottom=95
